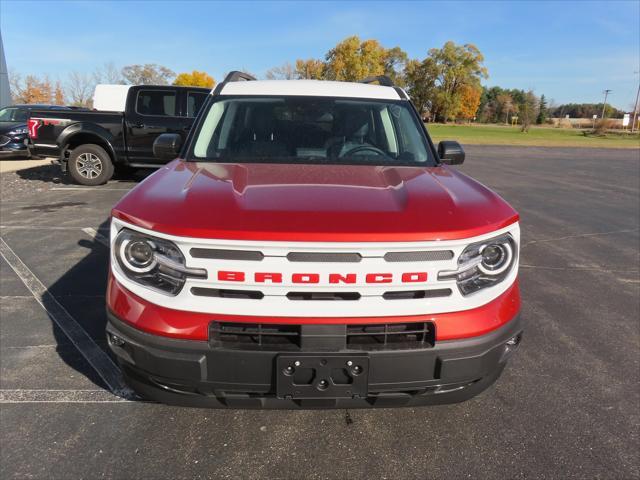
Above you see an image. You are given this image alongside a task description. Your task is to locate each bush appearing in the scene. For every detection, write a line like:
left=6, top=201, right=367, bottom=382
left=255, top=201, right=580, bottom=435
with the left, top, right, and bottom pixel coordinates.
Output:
left=593, top=119, right=617, bottom=135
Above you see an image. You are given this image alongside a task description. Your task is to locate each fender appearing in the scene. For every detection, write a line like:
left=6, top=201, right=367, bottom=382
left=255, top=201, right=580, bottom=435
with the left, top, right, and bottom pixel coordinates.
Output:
left=57, top=122, right=124, bottom=165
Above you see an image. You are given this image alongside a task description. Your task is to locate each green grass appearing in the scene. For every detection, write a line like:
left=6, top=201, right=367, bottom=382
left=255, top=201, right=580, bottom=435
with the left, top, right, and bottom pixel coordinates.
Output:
left=427, top=123, right=640, bottom=149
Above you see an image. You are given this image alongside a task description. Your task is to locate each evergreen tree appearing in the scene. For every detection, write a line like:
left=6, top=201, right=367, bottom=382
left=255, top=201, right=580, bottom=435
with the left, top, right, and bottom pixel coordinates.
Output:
left=536, top=94, right=548, bottom=124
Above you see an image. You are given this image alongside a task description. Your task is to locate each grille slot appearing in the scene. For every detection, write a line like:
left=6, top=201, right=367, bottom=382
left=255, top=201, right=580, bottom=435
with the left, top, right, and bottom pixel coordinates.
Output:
left=382, top=288, right=452, bottom=300
left=286, top=291, right=361, bottom=301
left=346, top=322, right=435, bottom=350
left=384, top=250, right=453, bottom=262
left=209, top=321, right=435, bottom=351
left=190, top=248, right=264, bottom=261
left=286, top=252, right=362, bottom=263
left=210, top=322, right=300, bottom=349
left=191, top=287, right=264, bottom=299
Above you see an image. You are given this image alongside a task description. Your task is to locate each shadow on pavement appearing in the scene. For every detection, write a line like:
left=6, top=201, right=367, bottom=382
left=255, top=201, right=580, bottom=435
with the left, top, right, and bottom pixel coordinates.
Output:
left=46, top=220, right=124, bottom=392
left=16, top=164, right=153, bottom=186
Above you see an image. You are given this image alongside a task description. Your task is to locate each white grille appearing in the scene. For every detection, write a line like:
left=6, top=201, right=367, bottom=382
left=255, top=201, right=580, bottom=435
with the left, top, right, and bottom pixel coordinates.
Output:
left=111, top=218, right=520, bottom=318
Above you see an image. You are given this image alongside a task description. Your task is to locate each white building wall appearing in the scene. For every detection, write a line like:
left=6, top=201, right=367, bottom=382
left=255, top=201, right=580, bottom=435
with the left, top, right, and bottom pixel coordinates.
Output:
left=0, top=31, right=11, bottom=108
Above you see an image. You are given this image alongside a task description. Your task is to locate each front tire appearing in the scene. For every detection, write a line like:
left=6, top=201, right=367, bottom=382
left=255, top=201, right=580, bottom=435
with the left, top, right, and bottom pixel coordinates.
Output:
left=68, top=144, right=114, bottom=186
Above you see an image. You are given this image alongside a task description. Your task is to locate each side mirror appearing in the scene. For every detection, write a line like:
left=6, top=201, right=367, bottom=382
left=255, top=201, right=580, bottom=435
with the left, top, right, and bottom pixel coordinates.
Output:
left=437, top=140, right=465, bottom=165
left=153, top=133, right=183, bottom=161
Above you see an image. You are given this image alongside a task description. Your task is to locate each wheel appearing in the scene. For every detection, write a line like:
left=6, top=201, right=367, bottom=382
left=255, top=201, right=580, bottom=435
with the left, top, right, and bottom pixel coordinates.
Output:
left=68, top=144, right=114, bottom=186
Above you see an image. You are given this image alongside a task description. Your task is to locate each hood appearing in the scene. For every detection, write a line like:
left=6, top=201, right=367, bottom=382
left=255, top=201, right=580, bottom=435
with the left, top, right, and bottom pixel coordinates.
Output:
left=113, top=160, right=519, bottom=242
left=0, top=122, right=26, bottom=134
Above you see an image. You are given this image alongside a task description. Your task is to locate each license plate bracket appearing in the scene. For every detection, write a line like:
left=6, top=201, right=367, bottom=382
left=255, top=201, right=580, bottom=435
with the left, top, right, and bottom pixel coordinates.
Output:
left=276, top=354, right=369, bottom=399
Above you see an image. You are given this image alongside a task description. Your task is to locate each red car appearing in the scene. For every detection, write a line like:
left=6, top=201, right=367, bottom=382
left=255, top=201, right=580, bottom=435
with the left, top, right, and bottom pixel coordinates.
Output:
left=106, top=72, right=522, bottom=408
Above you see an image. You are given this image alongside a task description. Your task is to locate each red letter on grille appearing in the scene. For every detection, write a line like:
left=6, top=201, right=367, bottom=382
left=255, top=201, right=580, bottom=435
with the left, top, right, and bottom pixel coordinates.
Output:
left=218, top=271, right=245, bottom=282
left=329, top=273, right=357, bottom=284
left=402, top=272, right=428, bottom=283
left=366, top=273, right=393, bottom=283
left=292, top=273, right=320, bottom=284
left=255, top=272, right=283, bottom=283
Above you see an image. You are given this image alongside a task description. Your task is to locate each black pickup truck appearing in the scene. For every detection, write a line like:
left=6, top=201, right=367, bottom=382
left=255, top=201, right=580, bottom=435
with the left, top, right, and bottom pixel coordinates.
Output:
left=27, top=85, right=210, bottom=185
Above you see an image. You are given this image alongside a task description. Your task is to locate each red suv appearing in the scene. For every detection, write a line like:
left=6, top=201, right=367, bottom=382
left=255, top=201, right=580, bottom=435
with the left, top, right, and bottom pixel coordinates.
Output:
left=106, top=72, right=522, bottom=408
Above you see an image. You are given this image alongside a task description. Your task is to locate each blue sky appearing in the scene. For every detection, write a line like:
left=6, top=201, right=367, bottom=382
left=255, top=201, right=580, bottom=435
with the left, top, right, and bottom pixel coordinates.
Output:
left=2, top=0, right=639, bottom=109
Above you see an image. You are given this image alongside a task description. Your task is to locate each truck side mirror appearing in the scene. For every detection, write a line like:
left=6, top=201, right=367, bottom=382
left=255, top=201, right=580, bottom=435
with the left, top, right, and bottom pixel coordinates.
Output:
left=437, top=141, right=465, bottom=165
left=153, top=133, right=183, bottom=161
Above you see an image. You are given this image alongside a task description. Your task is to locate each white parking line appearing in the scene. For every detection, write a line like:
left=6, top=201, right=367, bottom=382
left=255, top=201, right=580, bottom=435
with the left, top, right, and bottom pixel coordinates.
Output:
left=82, top=227, right=110, bottom=248
left=0, top=237, right=130, bottom=398
left=50, top=187, right=132, bottom=191
left=0, top=389, right=134, bottom=403
left=0, top=225, right=109, bottom=231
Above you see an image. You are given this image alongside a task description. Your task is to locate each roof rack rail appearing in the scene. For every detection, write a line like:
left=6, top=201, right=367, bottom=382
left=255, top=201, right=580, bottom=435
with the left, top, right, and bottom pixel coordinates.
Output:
left=223, top=71, right=256, bottom=83
left=359, top=75, right=394, bottom=87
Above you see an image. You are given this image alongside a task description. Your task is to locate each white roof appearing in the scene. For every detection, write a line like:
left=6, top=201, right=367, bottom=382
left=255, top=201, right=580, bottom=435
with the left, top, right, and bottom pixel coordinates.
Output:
left=220, top=80, right=402, bottom=100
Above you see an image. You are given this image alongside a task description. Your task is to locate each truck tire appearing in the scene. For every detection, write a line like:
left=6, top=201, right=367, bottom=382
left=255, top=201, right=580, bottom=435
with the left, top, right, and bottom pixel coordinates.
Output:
left=68, top=144, right=114, bottom=186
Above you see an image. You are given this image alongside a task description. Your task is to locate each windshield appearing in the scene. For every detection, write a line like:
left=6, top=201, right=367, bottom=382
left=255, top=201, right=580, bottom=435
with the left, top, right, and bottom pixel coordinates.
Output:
left=189, top=96, right=435, bottom=166
left=0, top=107, right=28, bottom=122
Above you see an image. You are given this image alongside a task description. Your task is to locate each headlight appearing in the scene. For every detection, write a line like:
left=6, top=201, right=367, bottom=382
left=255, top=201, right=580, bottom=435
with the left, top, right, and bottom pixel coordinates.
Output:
left=8, top=127, right=28, bottom=136
left=114, top=229, right=206, bottom=295
left=438, top=234, right=517, bottom=296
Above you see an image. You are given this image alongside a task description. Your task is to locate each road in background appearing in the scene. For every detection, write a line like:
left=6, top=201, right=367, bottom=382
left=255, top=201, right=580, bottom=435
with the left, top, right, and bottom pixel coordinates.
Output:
left=1, top=146, right=638, bottom=479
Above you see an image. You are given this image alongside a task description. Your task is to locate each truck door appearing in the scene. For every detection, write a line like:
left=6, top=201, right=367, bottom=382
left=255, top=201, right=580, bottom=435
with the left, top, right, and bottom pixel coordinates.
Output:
left=125, top=87, right=190, bottom=165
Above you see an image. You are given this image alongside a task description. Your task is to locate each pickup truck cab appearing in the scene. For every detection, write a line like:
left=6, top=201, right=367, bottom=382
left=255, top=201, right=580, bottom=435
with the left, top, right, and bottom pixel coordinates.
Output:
left=27, top=84, right=209, bottom=185
left=107, top=72, right=522, bottom=408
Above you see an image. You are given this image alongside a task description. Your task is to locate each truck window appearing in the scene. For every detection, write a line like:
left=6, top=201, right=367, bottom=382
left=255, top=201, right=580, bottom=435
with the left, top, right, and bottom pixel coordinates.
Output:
left=187, top=92, right=208, bottom=118
left=136, top=90, right=177, bottom=116
left=0, top=107, right=28, bottom=122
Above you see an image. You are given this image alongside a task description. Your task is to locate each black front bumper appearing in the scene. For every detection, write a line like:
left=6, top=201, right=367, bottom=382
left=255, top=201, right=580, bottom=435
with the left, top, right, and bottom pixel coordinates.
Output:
left=0, top=140, right=30, bottom=159
left=107, top=311, right=523, bottom=409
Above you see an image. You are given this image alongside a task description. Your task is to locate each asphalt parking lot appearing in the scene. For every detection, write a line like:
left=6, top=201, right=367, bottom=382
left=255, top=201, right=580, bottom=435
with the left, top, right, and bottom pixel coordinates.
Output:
left=1, top=145, right=638, bottom=479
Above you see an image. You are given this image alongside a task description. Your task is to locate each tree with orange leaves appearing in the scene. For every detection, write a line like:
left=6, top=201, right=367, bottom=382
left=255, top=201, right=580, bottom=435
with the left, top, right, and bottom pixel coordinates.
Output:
left=173, top=70, right=215, bottom=88
left=457, top=84, right=482, bottom=121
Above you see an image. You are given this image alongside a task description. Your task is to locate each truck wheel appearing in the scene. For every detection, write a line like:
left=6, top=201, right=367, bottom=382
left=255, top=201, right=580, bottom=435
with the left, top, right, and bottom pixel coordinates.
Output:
left=68, top=144, right=114, bottom=186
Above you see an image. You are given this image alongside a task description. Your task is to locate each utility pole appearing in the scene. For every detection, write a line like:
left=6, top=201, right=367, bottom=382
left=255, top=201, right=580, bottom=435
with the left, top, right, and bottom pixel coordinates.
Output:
left=632, top=72, right=640, bottom=133
left=601, top=89, right=612, bottom=120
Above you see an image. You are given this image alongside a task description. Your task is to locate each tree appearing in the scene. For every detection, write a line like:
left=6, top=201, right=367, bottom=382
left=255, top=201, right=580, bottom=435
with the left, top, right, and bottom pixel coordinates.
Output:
left=54, top=81, right=65, bottom=105
left=404, top=58, right=438, bottom=118
left=94, top=61, right=123, bottom=84
left=67, top=71, right=94, bottom=107
left=496, top=93, right=515, bottom=124
left=265, top=62, right=296, bottom=80
left=173, top=70, right=215, bottom=88
left=519, top=90, right=539, bottom=132
left=324, top=36, right=406, bottom=82
left=10, top=73, right=53, bottom=104
left=458, top=84, right=482, bottom=121
left=477, top=86, right=505, bottom=123
left=428, top=42, right=488, bottom=121
left=549, top=103, right=623, bottom=119
left=121, top=64, right=175, bottom=85
left=382, top=46, right=408, bottom=86
left=325, top=36, right=381, bottom=81
left=536, top=94, right=548, bottom=124
left=403, top=41, right=488, bottom=122
left=295, top=58, right=326, bottom=79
